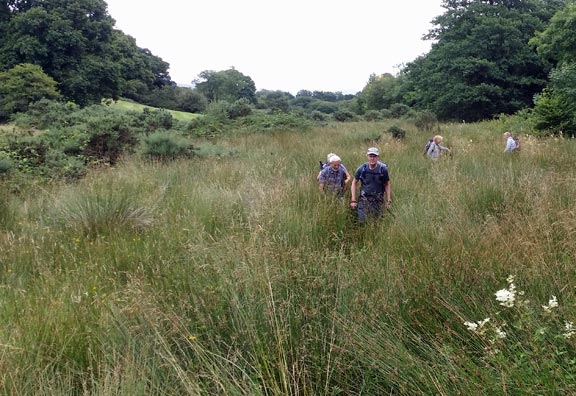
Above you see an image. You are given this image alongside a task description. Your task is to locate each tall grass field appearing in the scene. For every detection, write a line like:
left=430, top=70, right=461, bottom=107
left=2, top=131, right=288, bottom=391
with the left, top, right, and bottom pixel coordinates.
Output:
left=1, top=120, right=576, bottom=395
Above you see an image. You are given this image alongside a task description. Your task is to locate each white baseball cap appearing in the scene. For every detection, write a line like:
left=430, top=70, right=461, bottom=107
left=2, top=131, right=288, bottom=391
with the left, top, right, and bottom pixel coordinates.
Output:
left=367, top=147, right=379, bottom=156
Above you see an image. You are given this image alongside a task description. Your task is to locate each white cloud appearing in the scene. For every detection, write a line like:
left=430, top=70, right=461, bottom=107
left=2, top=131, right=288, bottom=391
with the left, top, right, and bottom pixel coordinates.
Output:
left=106, top=0, right=444, bottom=94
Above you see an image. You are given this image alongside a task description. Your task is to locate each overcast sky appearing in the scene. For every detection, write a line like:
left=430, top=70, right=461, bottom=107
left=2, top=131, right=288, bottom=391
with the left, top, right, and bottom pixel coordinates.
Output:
left=105, top=0, right=445, bottom=94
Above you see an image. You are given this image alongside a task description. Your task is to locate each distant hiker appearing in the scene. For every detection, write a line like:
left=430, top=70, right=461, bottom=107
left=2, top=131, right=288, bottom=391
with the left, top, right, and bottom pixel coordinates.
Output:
left=350, top=147, right=391, bottom=223
left=426, top=135, right=450, bottom=160
left=503, top=131, right=519, bottom=153
left=423, top=137, right=434, bottom=155
left=318, top=155, right=350, bottom=196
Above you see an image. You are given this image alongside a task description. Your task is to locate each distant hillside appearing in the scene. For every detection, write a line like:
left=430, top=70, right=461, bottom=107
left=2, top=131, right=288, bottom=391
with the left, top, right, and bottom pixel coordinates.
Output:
left=110, top=100, right=201, bottom=121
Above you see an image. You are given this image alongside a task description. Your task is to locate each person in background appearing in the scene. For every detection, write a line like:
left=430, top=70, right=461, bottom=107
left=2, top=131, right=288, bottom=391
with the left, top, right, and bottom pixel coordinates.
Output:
left=318, top=153, right=350, bottom=182
left=350, top=147, right=391, bottom=222
left=318, top=154, right=350, bottom=197
left=503, top=131, right=518, bottom=153
left=426, top=135, right=451, bottom=160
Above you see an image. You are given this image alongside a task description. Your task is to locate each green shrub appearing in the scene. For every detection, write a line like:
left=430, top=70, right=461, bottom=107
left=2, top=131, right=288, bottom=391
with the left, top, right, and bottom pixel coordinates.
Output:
left=0, top=64, right=61, bottom=122
left=532, top=91, right=576, bottom=136
left=5, top=139, right=49, bottom=174
left=184, top=116, right=228, bottom=138
left=136, top=108, right=174, bottom=132
left=237, top=112, right=311, bottom=133
left=12, top=99, right=78, bottom=129
left=227, top=98, right=253, bottom=119
left=0, top=155, right=14, bottom=175
left=364, top=110, right=383, bottom=121
left=309, top=111, right=327, bottom=121
left=380, top=109, right=393, bottom=119
left=388, top=125, right=406, bottom=139
left=205, top=101, right=232, bottom=122
left=389, top=103, right=412, bottom=118
left=142, top=131, right=196, bottom=160
left=81, top=116, right=139, bottom=165
left=333, top=110, right=356, bottom=122
left=309, top=101, right=338, bottom=114
left=44, top=151, right=87, bottom=181
left=413, top=111, right=438, bottom=132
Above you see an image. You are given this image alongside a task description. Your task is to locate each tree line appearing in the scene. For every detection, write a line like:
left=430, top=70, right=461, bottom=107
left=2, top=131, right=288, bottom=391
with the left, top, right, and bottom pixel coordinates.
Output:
left=0, top=0, right=575, bottom=135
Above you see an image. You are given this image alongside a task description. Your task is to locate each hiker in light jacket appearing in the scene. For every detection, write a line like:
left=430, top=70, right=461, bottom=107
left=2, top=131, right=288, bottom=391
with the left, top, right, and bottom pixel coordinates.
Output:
left=503, top=132, right=518, bottom=153
left=426, top=135, right=450, bottom=160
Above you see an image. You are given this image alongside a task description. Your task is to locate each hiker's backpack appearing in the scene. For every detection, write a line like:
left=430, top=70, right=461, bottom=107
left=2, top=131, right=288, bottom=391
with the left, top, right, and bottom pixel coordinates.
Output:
left=513, top=136, right=520, bottom=151
left=424, top=138, right=433, bottom=155
left=319, top=161, right=325, bottom=171
left=358, top=161, right=388, bottom=182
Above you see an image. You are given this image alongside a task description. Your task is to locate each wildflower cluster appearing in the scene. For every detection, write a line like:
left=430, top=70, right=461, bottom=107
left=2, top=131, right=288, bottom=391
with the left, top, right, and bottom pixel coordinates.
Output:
left=494, top=275, right=516, bottom=308
left=542, top=295, right=558, bottom=313
left=464, top=318, right=490, bottom=334
left=463, top=275, right=573, bottom=344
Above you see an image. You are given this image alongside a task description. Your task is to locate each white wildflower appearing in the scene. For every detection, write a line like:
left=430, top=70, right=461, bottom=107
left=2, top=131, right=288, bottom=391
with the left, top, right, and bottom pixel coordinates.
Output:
left=564, top=321, right=575, bottom=339
left=495, top=288, right=516, bottom=308
left=495, top=327, right=507, bottom=339
left=506, top=275, right=515, bottom=284
left=542, top=295, right=558, bottom=313
left=464, top=318, right=490, bottom=333
left=464, top=321, right=478, bottom=332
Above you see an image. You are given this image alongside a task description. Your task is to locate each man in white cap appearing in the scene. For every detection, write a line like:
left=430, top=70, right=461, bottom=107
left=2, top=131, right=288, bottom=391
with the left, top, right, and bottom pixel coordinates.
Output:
left=318, top=154, right=350, bottom=196
left=350, top=147, right=391, bottom=222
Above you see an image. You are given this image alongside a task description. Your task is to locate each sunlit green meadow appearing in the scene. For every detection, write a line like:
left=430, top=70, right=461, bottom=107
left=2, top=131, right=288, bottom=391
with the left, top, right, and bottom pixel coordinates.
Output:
left=1, top=120, right=576, bottom=395
left=109, top=99, right=201, bottom=121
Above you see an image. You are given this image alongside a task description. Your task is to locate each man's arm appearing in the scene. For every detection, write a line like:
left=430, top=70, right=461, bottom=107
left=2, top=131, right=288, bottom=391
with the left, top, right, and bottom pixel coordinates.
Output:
left=344, top=170, right=351, bottom=185
left=350, top=178, right=358, bottom=207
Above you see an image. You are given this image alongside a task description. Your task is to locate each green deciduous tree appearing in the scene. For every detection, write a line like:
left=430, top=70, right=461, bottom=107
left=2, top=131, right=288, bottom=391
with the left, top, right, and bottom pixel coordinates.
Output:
left=531, top=3, right=576, bottom=136
left=361, top=73, right=401, bottom=111
left=194, top=68, right=256, bottom=104
left=0, top=63, right=60, bottom=121
left=401, top=0, right=564, bottom=122
left=256, top=90, right=293, bottom=112
left=0, top=0, right=172, bottom=106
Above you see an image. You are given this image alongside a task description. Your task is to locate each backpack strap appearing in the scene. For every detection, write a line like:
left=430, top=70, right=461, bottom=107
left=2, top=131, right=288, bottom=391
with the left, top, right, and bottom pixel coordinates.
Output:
left=359, top=161, right=387, bottom=181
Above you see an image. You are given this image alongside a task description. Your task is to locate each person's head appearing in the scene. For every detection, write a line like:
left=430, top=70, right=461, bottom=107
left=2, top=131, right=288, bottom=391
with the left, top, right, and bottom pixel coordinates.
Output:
left=433, top=135, right=443, bottom=144
left=326, top=153, right=336, bottom=162
left=328, top=154, right=341, bottom=170
left=366, top=147, right=379, bottom=164
left=503, top=131, right=511, bottom=139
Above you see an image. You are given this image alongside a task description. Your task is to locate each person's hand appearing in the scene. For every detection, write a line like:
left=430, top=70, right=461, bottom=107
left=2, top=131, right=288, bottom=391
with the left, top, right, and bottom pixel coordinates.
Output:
left=385, top=200, right=392, bottom=209
left=350, top=201, right=357, bottom=209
